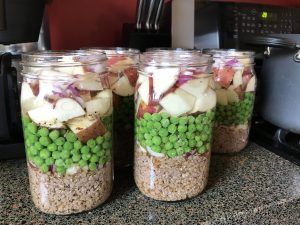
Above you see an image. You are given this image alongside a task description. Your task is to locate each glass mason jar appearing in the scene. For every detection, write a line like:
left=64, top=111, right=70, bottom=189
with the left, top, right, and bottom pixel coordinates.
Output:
left=204, top=49, right=256, bottom=153
left=86, top=48, right=139, bottom=169
left=134, top=51, right=215, bottom=201
left=20, top=50, right=113, bottom=215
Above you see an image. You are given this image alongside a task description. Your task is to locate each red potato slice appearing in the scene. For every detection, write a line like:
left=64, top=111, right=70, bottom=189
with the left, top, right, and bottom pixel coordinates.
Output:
left=152, top=68, right=179, bottom=97
left=180, top=77, right=209, bottom=98
left=108, top=72, right=120, bottom=86
left=76, top=74, right=103, bottom=91
left=123, top=67, right=138, bottom=87
left=55, top=98, right=85, bottom=122
left=29, top=82, right=39, bottom=96
left=245, top=76, right=256, bottom=92
left=109, top=58, right=134, bottom=73
left=136, top=100, right=160, bottom=119
left=67, top=116, right=106, bottom=143
left=107, top=56, right=127, bottom=67
left=226, top=89, right=239, bottom=103
left=190, top=88, right=216, bottom=113
left=232, top=69, right=243, bottom=88
left=215, top=66, right=235, bottom=88
left=86, top=90, right=112, bottom=116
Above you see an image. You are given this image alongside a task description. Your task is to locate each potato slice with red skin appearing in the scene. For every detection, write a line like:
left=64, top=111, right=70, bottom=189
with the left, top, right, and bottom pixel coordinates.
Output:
left=67, top=117, right=107, bottom=143
left=123, top=67, right=138, bottom=87
left=136, top=101, right=160, bottom=119
left=215, top=66, right=235, bottom=88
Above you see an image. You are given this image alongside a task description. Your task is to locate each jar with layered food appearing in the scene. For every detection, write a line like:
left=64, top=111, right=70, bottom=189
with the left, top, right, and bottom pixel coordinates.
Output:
left=87, top=48, right=139, bottom=168
left=204, top=49, right=256, bottom=153
left=134, top=51, right=216, bottom=201
left=20, top=51, right=113, bottom=214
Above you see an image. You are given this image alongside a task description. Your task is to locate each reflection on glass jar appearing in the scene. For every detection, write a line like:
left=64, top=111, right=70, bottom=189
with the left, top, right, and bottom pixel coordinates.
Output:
left=134, top=51, right=215, bottom=201
left=20, top=50, right=113, bottom=215
left=85, top=48, right=140, bottom=169
left=204, top=49, right=256, bottom=153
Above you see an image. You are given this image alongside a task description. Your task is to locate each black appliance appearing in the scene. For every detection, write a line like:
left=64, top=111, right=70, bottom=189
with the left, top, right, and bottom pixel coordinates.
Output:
left=0, top=0, right=45, bottom=159
left=171, top=1, right=300, bottom=49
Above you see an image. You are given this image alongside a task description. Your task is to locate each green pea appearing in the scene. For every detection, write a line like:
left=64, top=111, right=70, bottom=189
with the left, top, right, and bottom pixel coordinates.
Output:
left=47, top=143, right=57, bottom=152
left=174, top=142, right=180, bottom=149
left=161, top=118, right=170, bottom=128
left=198, top=146, right=206, bottom=154
left=184, top=146, right=191, bottom=153
left=40, top=164, right=49, bottom=173
left=55, top=159, right=65, bottom=167
left=89, top=162, right=97, bottom=171
left=146, top=121, right=154, bottom=130
left=179, top=117, right=188, bottom=125
left=196, top=124, right=203, bottom=132
left=91, top=145, right=101, bottom=154
left=39, top=149, right=50, bottom=159
left=162, top=136, right=169, bottom=143
left=63, top=142, right=73, bottom=151
left=65, top=158, right=73, bottom=167
left=28, top=146, right=38, bottom=156
left=60, top=150, right=71, bottom=159
left=145, top=138, right=152, bottom=146
left=96, top=136, right=104, bottom=145
left=54, top=137, right=65, bottom=146
left=165, top=142, right=173, bottom=150
left=178, top=125, right=187, bottom=133
left=188, top=124, right=196, bottom=132
left=144, top=133, right=152, bottom=140
left=65, top=132, right=77, bottom=142
left=189, top=140, right=196, bottom=148
left=81, top=146, right=90, bottom=154
left=167, top=150, right=177, bottom=158
left=97, top=150, right=105, bottom=157
left=170, top=117, right=179, bottom=124
left=28, top=135, right=38, bottom=144
left=45, top=157, right=54, bottom=166
left=22, top=117, right=31, bottom=127
left=52, top=151, right=61, bottom=160
left=98, top=157, right=106, bottom=165
left=72, top=154, right=81, bottom=162
left=60, top=129, right=67, bottom=136
left=160, top=112, right=169, bottom=119
left=37, top=127, right=49, bottom=137
left=168, top=124, right=177, bottom=134
left=143, top=113, right=151, bottom=120
left=49, top=130, right=60, bottom=141
left=33, top=156, right=43, bottom=167
left=73, top=140, right=82, bottom=150
left=201, top=134, right=208, bottom=142
left=90, top=154, right=99, bottom=163
left=39, top=136, right=51, bottom=147
left=56, top=166, right=66, bottom=174
left=87, top=139, right=96, bottom=148
left=169, top=134, right=177, bottom=143
left=27, top=123, right=37, bottom=134
left=152, top=136, right=162, bottom=146
left=82, top=154, right=91, bottom=161
left=58, top=146, right=63, bottom=151
left=104, top=132, right=112, bottom=141
left=153, top=121, right=162, bottom=129
left=158, top=129, right=168, bottom=137
left=102, top=141, right=111, bottom=149
left=188, top=116, right=195, bottom=124
left=176, top=147, right=184, bottom=156
left=152, top=145, right=161, bottom=152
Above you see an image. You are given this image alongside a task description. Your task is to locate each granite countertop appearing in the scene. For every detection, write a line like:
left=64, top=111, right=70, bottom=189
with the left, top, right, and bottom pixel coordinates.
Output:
left=0, top=143, right=300, bottom=225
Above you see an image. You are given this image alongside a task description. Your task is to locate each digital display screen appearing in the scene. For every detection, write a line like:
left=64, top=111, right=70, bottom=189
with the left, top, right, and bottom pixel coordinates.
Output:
left=260, top=11, right=278, bottom=21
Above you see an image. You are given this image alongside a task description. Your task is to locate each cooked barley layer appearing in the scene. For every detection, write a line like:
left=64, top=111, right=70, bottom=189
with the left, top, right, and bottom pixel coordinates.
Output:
left=134, top=146, right=210, bottom=201
left=212, top=124, right=249, bottom=153
left=27, top=162, right=113, bottom=215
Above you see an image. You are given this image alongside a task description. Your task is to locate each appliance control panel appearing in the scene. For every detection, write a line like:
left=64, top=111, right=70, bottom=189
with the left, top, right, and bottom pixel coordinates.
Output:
left=222, top=4, right=300, bottom=36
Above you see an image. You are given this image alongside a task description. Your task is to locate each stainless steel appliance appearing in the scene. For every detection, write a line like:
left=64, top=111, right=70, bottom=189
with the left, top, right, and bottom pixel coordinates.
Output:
left=0, top=0, right=45, bottom=159
left=172, top=1, right=300, bottom=49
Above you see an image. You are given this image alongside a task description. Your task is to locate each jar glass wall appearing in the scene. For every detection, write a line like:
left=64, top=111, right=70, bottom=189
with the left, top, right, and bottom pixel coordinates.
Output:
left=134, top=51, right=215, bottom=201
left=85, top=48, right=139, bottom=169
left=204, top=49, right=256, bottom=153
left=20, top=50, right=113, bottom=214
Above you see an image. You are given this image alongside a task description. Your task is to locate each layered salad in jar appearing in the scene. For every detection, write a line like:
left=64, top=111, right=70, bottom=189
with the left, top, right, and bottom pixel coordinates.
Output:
left=20, top=51, right=113, bottom=214
left=134, top=52, right=216, bottom=201
left=207, top=50, right=256, bottom=153
left=90, top=48, right=139, bottom=168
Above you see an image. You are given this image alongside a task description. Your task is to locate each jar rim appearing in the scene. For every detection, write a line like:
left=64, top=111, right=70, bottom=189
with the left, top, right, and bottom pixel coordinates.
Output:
left=21, top=50, right=107, bottom=67
left=203, top=49, right=255, bottom=59
left=83, top=47, right=140, bottom=57
left=140, top=51, right=213, bottom=67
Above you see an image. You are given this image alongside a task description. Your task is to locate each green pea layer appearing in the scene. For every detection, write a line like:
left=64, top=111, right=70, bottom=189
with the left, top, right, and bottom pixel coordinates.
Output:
left=135, top=110, right=215, bottom=158
left=22, top=116, right=113, bottom=175
left=215, top=92, right=255, bottom=125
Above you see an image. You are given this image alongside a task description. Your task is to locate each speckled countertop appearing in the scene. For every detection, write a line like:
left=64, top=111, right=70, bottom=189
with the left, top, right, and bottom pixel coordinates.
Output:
left=0, top=143, right=300, bottom=225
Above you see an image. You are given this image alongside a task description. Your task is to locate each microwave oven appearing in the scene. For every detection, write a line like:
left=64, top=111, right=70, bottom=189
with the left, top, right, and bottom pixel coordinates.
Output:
left=172, top=0, right=300, bottom=49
